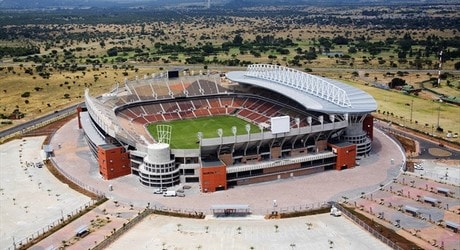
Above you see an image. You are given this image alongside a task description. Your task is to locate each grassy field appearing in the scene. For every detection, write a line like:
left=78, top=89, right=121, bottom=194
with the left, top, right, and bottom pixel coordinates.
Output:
left=147, top=116, right=260, bottom=149
left=0, top=66, right=161, bottom=127
left=1, top=5, right=459, bottom=144
left=336, top=74, right=460, bottom=140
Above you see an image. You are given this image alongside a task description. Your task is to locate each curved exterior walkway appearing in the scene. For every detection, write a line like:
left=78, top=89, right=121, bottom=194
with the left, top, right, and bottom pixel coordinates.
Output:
left=50, top=117, right=405, bottom=215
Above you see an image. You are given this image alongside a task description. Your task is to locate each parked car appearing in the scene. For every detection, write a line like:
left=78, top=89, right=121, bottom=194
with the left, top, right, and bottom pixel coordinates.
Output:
left=163, top=191, right=176, bottom=197
left=154, top=187, right=167, bottom=194
left=414, top=164, right=423, bottom=170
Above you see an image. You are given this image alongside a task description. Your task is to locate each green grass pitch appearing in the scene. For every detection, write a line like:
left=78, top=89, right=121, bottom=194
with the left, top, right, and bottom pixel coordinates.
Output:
left=147, top=116, right=261, bottom=149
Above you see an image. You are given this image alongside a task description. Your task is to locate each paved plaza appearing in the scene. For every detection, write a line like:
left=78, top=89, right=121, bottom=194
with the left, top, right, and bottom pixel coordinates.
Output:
left=108, top=214, right=392, bottom=250
left=0, top=136, right=91, bottom=249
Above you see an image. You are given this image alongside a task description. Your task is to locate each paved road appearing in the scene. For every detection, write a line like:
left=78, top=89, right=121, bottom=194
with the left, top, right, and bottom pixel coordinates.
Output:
left=374, top=119, right=460, bottom=158
left=0, top=104, right=80, bottom=139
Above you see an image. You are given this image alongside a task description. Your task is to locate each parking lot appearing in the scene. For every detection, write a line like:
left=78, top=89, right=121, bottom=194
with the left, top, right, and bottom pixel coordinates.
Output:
left=353, top=172, right=460, bottom=250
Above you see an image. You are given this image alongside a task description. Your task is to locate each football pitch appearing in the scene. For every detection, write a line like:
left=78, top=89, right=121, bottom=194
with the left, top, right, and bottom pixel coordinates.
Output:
left=147, top=116, right=261, bottom=149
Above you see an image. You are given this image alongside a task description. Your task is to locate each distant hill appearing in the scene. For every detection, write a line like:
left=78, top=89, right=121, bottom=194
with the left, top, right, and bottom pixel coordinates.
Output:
left=0, top=0, right=457, bottom=10
left=225, top=0, right=459, bottom=7
left=0, top=0, right=112, bottom=9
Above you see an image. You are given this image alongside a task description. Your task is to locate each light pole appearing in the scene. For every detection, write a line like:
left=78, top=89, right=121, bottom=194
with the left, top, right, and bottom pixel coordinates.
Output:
left=295, top=117, right=300, bottom=134
left=409, top=99, right=413, bottom=124
left=217, top=128, right=223, bottom=145
left=259, top=124, right=264, bottom=140
left=436, top=104, right=441, bottom=129
left=197, top=132, right=203, bottom=158
left=319, top=115, right=324, bottom=130
left=245, top=124, right=251, bottom=141
left=232, top=126, right=237, bottom=143
left=329, top=114, right=335, bottom=129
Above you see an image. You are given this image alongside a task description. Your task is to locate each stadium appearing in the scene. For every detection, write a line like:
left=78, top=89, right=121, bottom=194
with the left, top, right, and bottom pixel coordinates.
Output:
left=79, top=64, right=377, bottom=192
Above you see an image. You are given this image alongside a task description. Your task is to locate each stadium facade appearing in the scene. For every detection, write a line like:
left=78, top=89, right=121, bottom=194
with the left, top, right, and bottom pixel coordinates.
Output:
left=78, top=64, right=377, bottom=192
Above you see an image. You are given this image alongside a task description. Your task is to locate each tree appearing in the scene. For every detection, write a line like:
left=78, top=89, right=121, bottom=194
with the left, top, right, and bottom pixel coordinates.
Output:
left=348, top=47, right=357, bottom=54
left=332, top=35, right=349, bottom=45
left=305, top=51, right=317, bottom=60
left=318, top=37, right=332, bottom=50
left=399, top=33, right=413, bottom=52
left=454, top=61, right=460, bottom=70
left=388, top=78, right=406, bottom=89
left=233, top=34, right=243, bottom=46
left=107, top=47, right=118, bottom=57
left=368, top=46, right=381, bottom=56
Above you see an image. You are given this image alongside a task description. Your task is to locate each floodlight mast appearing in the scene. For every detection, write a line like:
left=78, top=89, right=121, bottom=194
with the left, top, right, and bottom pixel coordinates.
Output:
left=295, top=117, right=300, bottom=134
left=244, top=124, right=251, bottom=155
left=197, top=132, right=203, bottom=145
left=257, top=124, right=265, bottom=154
left=245, top=124, right=251, bottom=141
left=231, top=126, right=237, bottom=154
left=437, top=50, right=443, bottom=87
left=197, top=131, right=203, bottom=156
left=217, top=128, right=223, bottom=155
left=329, top=114, right=335, bottom=129
left=307, top=116, right=312, bottom=133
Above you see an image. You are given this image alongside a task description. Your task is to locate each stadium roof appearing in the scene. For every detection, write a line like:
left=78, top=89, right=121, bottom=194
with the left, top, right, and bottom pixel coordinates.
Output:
left=226, top=64, right=377, bottom=114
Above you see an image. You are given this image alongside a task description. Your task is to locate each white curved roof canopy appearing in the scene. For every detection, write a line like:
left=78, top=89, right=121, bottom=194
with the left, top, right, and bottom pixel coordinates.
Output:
left=226, top=64, right=377, bottom=114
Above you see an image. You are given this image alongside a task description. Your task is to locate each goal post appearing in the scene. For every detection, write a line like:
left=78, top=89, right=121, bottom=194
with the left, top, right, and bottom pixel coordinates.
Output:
left=156, top=124, right=172, bottom=145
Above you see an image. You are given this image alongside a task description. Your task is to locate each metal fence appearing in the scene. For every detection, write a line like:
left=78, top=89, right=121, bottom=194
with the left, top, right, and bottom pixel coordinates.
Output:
left=9, top=199, right=100, bottom=250
left=92, top=208, right=153, bottom=250
left=252, top=201, right=331, bottom=216
left=142, top=201, right=330, bottom=217
left=333, top=202, right=403, bottom=250
left=92, top=201, right=332, bottom=250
